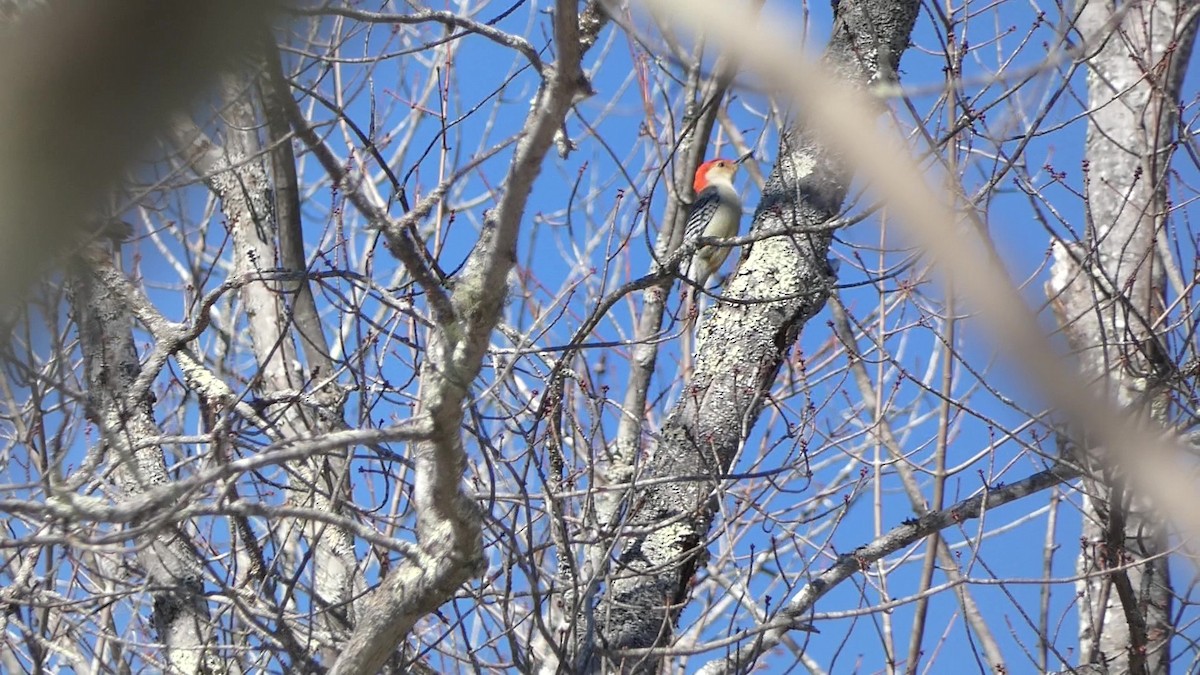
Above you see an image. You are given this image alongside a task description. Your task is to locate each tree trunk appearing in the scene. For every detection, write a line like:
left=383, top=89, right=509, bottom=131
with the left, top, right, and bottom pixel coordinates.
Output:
left=71, top=246, right=216, bottom=674
left=581, top=0, right=921, bottom=670
left=1047, top=0, right=1199, bottom=671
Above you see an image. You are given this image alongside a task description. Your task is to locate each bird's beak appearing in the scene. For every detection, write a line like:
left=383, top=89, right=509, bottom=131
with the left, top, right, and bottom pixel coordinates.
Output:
left=736, top=151, right=754, bottom=164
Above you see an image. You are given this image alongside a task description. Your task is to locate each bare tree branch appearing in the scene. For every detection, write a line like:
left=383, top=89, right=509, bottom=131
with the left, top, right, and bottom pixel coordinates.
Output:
left=695, top=464, right=1080, bottom=674
left=582, top=0, right=920, bottom=668
left=328, top=1, right=595, bottom=671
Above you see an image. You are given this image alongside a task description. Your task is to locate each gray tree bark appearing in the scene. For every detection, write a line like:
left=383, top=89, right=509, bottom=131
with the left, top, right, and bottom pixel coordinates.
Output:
left=168, top=66, right=363, bottom=660
left=581, top=0, right=920, bottom=670
left=70, top=245, right=216, bottom=674
left=1046, top=0, right=1199, bottom=672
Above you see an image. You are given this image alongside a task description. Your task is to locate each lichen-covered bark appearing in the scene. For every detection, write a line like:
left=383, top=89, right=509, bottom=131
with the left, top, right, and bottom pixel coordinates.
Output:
left=71, top=250, right=215, bottom=674
left=587, top=0, right=920, bottom=670
left=169, top=69, right=360, bottom=646
left=546, top=39, right=739, bottom=675
left=1047, top=0, right=1198, bottom=671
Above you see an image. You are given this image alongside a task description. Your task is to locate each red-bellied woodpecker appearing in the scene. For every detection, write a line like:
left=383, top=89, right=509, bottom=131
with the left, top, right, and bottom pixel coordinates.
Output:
left=683, top=158, right=742, bottom=292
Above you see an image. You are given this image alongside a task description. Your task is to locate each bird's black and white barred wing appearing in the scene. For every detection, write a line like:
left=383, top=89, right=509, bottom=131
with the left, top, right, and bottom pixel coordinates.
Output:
left=683, top=186, right=722, bottom=241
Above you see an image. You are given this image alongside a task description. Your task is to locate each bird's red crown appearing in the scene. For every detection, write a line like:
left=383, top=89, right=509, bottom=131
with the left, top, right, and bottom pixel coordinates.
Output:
left=693, top=158, right=735, bottom=192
